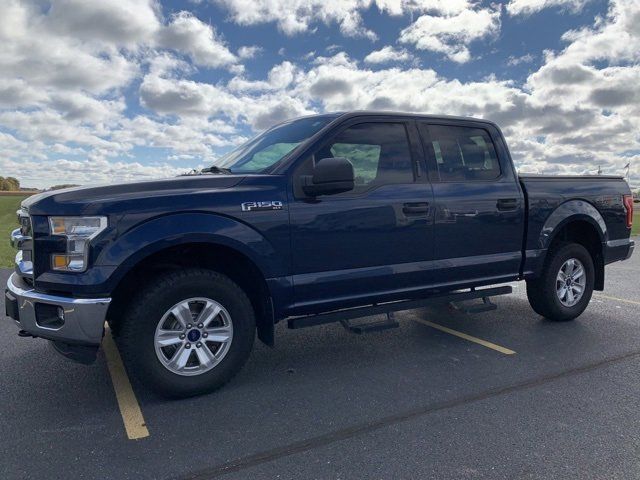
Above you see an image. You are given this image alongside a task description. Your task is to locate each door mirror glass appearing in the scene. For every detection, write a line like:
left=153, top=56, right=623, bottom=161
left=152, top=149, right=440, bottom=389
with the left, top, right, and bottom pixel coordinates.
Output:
left=302, top=157, right=355, bottom=196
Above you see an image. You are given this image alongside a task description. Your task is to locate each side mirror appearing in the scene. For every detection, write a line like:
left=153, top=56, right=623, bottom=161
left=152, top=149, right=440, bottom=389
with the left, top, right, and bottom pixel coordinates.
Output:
left=302, top=157, right=355, bottom=196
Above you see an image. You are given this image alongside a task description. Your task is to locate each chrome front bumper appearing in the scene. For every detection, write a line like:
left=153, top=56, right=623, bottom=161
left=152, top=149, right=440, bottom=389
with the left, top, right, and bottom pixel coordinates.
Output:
left=5, top=272, right=110, bottom=345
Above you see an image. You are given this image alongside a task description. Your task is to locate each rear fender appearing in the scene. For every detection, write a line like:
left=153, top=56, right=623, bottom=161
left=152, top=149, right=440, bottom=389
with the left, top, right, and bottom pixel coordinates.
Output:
left=539, top=200, right=607, bottom=249
left=526, top=200, right=607, bottom=286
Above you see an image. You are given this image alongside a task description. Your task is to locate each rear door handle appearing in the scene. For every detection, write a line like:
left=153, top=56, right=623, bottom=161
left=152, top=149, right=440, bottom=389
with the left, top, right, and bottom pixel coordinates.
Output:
left=497, top=198, right=518, bottom=211
left=403, top=202, right=430, bottom=215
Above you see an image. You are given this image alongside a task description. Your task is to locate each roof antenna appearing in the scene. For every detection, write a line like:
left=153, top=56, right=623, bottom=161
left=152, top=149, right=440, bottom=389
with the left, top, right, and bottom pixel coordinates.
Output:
left=624, top=161, right=630, bottom=182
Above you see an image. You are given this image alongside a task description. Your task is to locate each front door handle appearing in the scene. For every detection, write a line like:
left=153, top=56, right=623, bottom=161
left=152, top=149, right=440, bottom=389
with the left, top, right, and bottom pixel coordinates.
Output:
left=403, top=202, right=430, bottom=215
left=497, top=198, right=518, bottom=211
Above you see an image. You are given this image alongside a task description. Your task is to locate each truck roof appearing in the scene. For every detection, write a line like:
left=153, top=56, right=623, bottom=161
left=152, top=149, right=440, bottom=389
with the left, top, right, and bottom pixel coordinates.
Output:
left=328, top=110, right=498, bottom=126
left=519, top=173, right=624, bottom=180
left=277, top=111, right=499, bottom=129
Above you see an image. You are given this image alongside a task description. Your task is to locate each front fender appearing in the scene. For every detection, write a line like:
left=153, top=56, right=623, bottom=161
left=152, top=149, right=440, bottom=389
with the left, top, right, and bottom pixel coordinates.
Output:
left=98, top=213, right=283, bottom=285
left=539, top=200, right=607, bottom=249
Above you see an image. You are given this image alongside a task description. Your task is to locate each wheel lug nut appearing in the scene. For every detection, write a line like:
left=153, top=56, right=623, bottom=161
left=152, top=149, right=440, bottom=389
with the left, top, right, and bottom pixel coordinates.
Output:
left=202, top=332, right=208, bottom=338
left=179, top=333, right=185, bottom=340
left=197, top=323, right=204, bottom=329
left=186, top=323, right=192, bottom=329
left=196, top=342, right=202, bottom=348
left=185, top=343, right=191, bottom=349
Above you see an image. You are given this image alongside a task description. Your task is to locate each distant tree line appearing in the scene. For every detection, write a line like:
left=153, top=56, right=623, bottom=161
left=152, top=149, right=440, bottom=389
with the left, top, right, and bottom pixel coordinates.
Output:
left=0, top=178, right=81, bottom=192
left=48, top=184, right=79, bottom=191
left=0, top=176, right=20, bottom=191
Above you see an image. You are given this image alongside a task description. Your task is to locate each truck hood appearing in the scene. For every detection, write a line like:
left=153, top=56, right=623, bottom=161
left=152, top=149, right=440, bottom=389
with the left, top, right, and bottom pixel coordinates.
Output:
left=23, top=175, right=246, bottom=216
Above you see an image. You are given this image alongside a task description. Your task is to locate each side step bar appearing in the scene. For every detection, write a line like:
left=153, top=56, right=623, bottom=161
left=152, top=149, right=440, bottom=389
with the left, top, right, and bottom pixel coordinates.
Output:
left=340, top=314, right=400, bottom=334
left=287, top=285, right=512, bottom=330
left=450, top=296, right=497, bottom=314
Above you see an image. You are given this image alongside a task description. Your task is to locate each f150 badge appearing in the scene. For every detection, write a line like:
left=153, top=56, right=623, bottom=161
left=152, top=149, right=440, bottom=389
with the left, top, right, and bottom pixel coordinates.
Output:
left=241, top=201, right=284, bottom=212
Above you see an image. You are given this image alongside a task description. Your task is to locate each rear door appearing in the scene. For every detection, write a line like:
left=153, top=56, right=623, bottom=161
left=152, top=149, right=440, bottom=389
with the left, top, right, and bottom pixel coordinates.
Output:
left=288, top=119, right=435, bottom=314
left=418, top=121, right=525, bottom=286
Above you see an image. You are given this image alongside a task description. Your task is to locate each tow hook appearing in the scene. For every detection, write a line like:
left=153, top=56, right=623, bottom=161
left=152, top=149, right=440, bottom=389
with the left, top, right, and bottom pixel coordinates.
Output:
left=18, top=330, right=38, bottom=338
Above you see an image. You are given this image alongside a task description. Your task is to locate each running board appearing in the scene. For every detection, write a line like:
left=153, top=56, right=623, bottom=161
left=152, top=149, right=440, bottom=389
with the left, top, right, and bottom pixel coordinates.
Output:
left=450, top=297, right=497, bottom=314
left=340, top=313, right=400, bottom=334
left=287, top=286, right=512, bottom=330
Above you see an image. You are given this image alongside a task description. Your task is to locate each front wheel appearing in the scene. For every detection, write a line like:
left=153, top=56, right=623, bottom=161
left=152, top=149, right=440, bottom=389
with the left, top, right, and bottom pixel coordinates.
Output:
left=526, top=242, right=595, bottom=322
left=118, top=269, right=255, bottom=398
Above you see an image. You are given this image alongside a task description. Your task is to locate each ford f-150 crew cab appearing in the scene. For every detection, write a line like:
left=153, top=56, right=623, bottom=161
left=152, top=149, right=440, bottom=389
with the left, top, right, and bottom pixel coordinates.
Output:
left=5, top=111, right=635, bottom=397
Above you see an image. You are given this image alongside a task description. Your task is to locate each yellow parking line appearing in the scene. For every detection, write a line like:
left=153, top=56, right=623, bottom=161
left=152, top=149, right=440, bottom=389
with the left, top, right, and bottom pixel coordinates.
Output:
left=594, top=294, right=640, bottom=306
left=413, top=318, right=516, bottom=355
left=102, top=326, right=150, bottom=440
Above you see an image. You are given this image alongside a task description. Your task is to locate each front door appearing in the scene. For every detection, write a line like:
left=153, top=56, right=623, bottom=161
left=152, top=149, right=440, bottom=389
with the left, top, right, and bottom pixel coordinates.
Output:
left=288, top=120, right=435, bottom=315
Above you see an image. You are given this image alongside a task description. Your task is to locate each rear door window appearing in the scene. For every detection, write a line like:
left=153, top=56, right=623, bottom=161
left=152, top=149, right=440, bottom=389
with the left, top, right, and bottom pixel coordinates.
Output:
left=425, top=125, right=501, bottom=182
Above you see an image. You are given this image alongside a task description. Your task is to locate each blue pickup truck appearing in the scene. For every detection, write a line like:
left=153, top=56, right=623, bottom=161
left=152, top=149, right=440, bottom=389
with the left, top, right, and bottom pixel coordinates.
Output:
left=5, top=111, right=635, bottom=397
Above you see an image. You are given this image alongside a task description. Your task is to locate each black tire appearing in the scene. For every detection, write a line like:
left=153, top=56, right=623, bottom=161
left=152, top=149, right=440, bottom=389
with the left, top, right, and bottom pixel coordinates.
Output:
left=118, top=269, right=255, bottom=398
left=526, top=242, right=595, bottom=322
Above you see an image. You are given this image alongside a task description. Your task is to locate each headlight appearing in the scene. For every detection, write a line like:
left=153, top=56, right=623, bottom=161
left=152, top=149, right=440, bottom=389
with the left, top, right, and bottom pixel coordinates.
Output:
left=49, top=216, right=107, bottom=272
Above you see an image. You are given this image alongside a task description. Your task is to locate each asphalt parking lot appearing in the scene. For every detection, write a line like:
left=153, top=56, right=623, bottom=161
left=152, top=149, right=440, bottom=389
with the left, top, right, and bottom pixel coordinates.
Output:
left=2, top=253, right=639, bottom=480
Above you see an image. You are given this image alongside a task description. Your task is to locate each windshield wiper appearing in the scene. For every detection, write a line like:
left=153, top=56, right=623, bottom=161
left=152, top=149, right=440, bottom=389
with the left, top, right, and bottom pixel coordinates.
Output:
left=201, top=166, right=232, bottom=175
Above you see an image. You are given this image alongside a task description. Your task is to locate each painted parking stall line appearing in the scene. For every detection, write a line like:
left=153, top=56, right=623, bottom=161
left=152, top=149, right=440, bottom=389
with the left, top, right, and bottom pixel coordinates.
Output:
left=413, top=318, right=516, bottom=355
left=594, top=294, right=640, bottom=306
left=103, top=325, right=150, bottom=440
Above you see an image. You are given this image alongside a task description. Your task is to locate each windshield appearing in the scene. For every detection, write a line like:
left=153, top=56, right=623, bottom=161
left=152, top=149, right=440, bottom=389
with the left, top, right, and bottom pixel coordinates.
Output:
left=210, top=115, right=336, bottom=173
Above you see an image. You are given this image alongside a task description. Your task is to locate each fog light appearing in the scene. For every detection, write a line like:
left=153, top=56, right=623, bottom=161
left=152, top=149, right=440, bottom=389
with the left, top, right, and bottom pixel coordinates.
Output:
left=35, top=303, right=65, bottom=330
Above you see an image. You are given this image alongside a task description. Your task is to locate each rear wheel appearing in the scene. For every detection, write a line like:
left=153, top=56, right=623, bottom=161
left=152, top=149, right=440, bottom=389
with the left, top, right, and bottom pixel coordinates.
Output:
left=118, top=269, right=255, bottom=398
left=526, top=242, right=594, bottom=321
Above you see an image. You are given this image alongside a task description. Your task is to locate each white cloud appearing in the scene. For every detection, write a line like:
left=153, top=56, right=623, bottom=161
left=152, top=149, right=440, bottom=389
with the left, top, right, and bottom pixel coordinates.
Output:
left=399, top=3, right=502, bottom=63
left=114, top=116, right=242, bottom=154
left=554, top=0, right=640, bottom=65
left=158, top=12, right=238, bottom=68
left=139, top=75, right=242, bottom=117
left=507, top=0, right=591, bottom=16
left=0, top=155, right=183, bottom=188
left=511, top=0, right=640, bottom=170
left=228, top=62, right=299, bottom=92
left=293, top=54, right=510, bottom=114
left=238, top=46, right=263, bottom=59
left=212, top=0, right=504, bottom=43
left=48, top=93, right=126, bottom=124
left=213, top=0, right=380, bottom=39
left=507, top=53, right=536, bottom=66
left=0, top=110, right=121, bottom=147
left=270, top=0, right=637, bottom=181
left=44, top=0, right=162, bottom=47
left=0, top=0, right=249, bottom=187
left=0, top=1, right=140, bottom=96
left=1, top=0, right=639, bottom=189
left=0, top=0, right=240, bottom=119
left=241, top=95, right=314, bottom=130
left=364, top=46, right=414, bottom=64
left=0, top=79, right=48, bottom=109
left=215, top=0, right=495, bottom=34
left=139, top=61, right=312, bottom=129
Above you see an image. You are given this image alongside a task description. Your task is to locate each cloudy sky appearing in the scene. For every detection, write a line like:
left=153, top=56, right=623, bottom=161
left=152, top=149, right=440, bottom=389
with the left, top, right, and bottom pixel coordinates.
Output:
left=0, top=0, right=638, bottom=188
